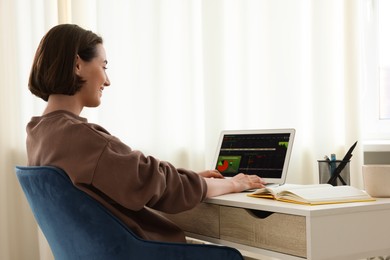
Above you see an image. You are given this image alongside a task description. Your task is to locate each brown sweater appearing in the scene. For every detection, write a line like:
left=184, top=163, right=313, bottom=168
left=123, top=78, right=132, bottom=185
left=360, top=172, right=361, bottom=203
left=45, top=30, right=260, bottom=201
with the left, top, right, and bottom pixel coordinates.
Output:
left=26, top=110, right=207, bottom=242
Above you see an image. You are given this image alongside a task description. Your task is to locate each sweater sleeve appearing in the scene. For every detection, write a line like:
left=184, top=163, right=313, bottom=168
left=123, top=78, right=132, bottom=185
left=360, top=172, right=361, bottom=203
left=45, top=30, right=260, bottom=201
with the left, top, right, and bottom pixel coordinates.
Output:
left=91, top=138, right=208, bottom=213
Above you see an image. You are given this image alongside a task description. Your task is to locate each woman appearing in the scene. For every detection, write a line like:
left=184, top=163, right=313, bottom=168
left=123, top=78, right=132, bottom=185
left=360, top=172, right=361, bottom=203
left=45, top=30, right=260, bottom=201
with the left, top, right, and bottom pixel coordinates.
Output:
left=26, top=24, right=266, bottom=243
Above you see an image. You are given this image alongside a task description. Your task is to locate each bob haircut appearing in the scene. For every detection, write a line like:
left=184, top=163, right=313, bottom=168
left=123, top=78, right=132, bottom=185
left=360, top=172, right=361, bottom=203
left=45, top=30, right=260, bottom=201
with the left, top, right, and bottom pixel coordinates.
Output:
left=28, top=24, right=103, bottom=101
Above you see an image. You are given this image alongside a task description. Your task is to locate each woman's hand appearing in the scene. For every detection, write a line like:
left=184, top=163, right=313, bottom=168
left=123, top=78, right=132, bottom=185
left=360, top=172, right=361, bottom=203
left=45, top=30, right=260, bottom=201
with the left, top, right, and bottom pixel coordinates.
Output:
left=229, top=173, right=266, bottom=193
left=201, top=172, right=267, bottom=198
left=198, top=169, right=224, bottom=178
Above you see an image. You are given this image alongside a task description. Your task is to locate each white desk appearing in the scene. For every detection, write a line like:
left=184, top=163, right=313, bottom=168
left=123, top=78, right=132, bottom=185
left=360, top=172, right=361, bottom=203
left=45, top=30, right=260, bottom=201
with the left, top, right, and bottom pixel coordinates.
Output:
left=165, top=193, right=390, bottom=260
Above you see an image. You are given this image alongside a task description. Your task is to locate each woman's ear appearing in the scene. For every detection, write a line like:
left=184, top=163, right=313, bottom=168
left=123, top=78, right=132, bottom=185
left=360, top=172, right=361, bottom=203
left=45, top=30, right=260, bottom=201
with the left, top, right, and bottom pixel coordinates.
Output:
left=75, top=55, right=82, bottom=76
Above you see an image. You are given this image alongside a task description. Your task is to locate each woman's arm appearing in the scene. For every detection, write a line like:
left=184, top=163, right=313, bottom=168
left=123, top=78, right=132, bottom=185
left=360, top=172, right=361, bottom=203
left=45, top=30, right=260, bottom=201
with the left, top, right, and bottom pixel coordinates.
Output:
left=198, top=170, right=266, bottom=198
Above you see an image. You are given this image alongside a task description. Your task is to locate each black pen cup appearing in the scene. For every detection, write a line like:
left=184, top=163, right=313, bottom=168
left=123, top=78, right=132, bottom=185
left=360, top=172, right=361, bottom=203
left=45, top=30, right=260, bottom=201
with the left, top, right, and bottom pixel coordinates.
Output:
left=318, top=160, right=350, bottom=186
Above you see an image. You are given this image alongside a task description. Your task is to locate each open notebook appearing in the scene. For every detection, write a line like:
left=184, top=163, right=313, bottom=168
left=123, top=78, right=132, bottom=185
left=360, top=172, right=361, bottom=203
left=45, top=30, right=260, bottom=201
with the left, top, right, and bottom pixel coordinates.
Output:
left=212, top=129, right=295, bottom=186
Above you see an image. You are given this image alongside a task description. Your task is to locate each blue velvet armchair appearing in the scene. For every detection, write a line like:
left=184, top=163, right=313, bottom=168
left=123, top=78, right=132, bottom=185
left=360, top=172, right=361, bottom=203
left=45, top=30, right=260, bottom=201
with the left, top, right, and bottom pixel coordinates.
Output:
left=15, top=166, right=244, bottom=260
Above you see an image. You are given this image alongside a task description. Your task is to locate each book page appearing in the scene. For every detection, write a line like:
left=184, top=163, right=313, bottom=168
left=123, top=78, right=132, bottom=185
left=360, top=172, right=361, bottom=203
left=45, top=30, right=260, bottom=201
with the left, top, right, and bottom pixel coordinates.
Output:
left=251, top=183, right=332, bottom=196
left=277, top=186, right=373, bottom=204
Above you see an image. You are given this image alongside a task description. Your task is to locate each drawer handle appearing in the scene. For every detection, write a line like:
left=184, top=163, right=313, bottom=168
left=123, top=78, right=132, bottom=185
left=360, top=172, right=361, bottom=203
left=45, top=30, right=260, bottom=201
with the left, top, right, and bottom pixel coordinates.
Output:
left=246, top=209, right=274, bottom=219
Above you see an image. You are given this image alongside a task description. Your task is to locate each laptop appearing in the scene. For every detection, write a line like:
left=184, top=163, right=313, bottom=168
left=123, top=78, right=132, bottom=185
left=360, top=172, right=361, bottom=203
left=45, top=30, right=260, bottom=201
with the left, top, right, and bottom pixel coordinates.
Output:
left=212, top=129, right=295, bottom=186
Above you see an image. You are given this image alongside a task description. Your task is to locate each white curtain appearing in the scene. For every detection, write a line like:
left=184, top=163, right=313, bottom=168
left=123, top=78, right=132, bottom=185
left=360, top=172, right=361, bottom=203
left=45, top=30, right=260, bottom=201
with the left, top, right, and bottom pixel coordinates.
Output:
left=0, top=0, right=366, bottom=259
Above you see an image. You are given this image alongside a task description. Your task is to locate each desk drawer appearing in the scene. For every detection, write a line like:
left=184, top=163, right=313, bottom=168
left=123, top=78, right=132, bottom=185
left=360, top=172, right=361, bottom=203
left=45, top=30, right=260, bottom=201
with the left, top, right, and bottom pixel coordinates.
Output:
left=163, top=203, right=220, bottom=238
left=220, top=206, right=306, bottom=258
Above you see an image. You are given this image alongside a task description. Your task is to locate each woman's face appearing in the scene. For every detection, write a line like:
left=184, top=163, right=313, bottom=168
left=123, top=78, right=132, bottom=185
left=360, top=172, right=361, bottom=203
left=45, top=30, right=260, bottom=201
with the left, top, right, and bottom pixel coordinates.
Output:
left=76, top=44, right=110, bottom=107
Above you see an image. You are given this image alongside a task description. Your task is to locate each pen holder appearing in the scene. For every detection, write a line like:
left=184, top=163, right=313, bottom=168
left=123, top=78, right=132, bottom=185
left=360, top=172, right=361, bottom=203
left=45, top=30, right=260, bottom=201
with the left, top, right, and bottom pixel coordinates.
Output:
left=318, top=160, right=350, bottom=186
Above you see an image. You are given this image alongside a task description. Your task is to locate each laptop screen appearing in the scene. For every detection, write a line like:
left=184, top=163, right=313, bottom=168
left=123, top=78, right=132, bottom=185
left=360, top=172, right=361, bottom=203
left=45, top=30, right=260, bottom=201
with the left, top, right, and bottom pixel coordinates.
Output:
left=213, top=129, right=295, bottom=184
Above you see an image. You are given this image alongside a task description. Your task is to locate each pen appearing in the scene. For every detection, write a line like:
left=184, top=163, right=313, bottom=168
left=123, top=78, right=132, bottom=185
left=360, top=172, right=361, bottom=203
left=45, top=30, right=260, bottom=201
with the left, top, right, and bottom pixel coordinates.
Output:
left=330, top=153, right=336, bottom=177
left=327, top=141, right=357, bottom=186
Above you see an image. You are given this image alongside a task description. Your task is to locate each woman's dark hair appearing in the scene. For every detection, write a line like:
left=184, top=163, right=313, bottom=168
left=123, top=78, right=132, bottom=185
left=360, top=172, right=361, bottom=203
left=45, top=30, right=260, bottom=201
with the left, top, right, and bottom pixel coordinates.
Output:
left=28, top=24, right=103, bottom=101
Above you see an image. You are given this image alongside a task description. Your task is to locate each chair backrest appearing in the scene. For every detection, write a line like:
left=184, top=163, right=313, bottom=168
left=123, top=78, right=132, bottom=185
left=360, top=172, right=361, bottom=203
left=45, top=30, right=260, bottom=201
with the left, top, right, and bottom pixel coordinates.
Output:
left=15, top=166, right=243, bottom=260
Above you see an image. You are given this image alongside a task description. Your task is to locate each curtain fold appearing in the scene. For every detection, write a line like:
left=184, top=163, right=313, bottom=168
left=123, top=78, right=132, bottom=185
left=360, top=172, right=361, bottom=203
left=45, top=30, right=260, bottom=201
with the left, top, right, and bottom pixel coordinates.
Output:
left=1, top=1, right=57, bottom=259
left=0, top=0, right=365, bottom=259
left=1, top=1, right=39, bottom=259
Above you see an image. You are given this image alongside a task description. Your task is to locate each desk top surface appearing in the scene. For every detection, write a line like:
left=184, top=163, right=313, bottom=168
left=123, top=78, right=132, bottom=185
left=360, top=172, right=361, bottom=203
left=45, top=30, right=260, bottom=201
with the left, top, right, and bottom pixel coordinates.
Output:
left=206, top=192, right=390, bottom=217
